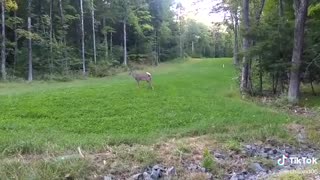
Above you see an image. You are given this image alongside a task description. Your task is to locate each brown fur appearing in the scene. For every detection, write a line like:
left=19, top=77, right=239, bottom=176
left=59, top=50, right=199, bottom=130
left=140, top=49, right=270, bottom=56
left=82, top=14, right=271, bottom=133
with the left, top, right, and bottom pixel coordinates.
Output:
left=129, top=70, right=154, bottom=89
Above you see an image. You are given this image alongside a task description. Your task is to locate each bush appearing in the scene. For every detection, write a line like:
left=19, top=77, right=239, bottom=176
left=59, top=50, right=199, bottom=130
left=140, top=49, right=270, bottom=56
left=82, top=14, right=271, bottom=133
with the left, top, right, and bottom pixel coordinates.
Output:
left=89, top=61, right=111, bottom=77
left=2, top=75, right=25, bottom=83
left=89, top=61, right=128, bottom=77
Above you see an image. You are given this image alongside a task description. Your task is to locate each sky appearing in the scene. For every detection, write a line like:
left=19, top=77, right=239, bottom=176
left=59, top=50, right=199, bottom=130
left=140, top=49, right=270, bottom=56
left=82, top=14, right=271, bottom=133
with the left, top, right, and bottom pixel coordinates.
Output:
left=174, top=0, right=225, bottom=26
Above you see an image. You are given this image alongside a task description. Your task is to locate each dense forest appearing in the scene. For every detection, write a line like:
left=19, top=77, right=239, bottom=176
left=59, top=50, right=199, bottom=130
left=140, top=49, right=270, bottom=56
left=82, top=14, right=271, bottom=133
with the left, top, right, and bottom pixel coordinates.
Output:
left=214, top=0, right=320, bottom=103
left=0, top=0, right=232, bottom=81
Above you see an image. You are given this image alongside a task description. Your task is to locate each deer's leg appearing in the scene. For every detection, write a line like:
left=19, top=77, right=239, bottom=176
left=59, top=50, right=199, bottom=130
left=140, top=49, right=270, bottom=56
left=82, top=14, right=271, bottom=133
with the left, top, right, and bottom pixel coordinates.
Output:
left=137, top=80, right=140, bottom=88
left=148, top=80, right=154, bottom=90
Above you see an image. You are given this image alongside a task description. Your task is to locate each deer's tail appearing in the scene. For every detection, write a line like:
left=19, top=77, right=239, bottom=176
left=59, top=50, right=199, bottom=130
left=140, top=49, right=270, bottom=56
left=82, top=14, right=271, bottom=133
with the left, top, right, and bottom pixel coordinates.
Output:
left=146, top=72, right=152, bottom=77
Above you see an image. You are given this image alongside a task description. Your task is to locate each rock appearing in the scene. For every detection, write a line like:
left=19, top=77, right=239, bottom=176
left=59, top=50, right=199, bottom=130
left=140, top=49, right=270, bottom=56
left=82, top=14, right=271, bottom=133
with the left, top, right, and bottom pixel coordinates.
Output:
left=245, top=145, right=258, bottom=157
left=267, top=150, right=273, bottom=156
left=237, top=174, right=245, bottom=180
left=223, top=174, right=232, bottom=180
left=267, top=149, right=278, bottom=156
left=151, top=165, right=165, bottom=179
left=206, top=172, right=214, bottom=180
left=214, top=152, right=225, bottom=159
left=249, top=163, right=266, bottom=173
left=241, top=171, right=248, bottom=175
left=263, top=146, right=272, bottom=153
left=285, top=147, right=294, bottom=154
left=266, top=139, right=277, bottom=146
left=261, top=153, right=269, bottom=158
left=301, top=144, right=309, bottom=149
left=143, top=172, right=153, bottom=180
left=230, top=173, right=238, bottom=180
left=151, top=170, right=160, bottom=179
left=241, top=150, right=247, bottom=155
left=129, top=173, right=143, bottom=180
left=272, top=149, right=278, bottom=154
left=104, top=176, right=113, bottom=180
left=309, top=148, right=315, bottom=153
left=187, top=164, right=196, bottom=171
left=167, top=167, right=176, bottom=176
left=297, top=133, right=305, bottom=143
left=65, top=174, right=73, bottom=180
left=230, top=172, right=247, bottom=180
left=255, top=141, right=263, bottom=146
left=187, top=163, right=207, bottom=173
left=251, top=146, right=257, bottom=151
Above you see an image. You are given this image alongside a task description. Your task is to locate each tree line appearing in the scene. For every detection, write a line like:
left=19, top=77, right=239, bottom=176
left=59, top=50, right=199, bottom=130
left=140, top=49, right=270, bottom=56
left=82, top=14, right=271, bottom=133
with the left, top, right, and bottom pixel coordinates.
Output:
left=216, top=0, right=320, bottom=104
left=0, top=0, right=233, bottom=81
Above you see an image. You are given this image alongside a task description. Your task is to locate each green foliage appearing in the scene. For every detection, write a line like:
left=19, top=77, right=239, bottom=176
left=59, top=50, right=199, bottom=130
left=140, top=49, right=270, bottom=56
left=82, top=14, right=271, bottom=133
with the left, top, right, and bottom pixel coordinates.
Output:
left=16, top=29, right=43, bottom=41
left=202, top=148, right=217, bottom=173
left=224, top=140, right=241, bottom=153
left=309, top=3, right=320, bottom=16
left=88, top=61, right=127, bottom=77
left=224, top=0, right=320, bottom=97
left=182, top=20, right=233, bottom=58
left=5, top=0, right=18, bottom=11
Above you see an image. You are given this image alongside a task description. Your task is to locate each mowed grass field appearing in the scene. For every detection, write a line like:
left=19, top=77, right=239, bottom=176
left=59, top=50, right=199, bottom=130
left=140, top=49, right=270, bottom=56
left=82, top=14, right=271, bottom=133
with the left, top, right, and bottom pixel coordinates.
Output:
left=0, top=58, right=299, bottom=156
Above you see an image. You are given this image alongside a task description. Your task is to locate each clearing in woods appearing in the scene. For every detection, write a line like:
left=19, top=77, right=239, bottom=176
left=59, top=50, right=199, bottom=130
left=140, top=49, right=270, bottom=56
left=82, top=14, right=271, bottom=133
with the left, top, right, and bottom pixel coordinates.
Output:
left=1, top=58, right=319, bottom=179
left=0, top=58, right=301, bottom=154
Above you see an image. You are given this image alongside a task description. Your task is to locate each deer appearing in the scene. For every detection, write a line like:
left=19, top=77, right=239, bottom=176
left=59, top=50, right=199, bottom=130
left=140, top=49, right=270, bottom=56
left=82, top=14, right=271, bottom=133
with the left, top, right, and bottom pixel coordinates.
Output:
left=129, top=69, right=154, bottom=90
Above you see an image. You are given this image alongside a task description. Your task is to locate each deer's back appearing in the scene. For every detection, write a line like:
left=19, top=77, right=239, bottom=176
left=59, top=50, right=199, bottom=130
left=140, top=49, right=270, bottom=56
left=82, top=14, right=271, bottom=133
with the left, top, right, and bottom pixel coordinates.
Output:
left=134, top=74, right=151, bottom=81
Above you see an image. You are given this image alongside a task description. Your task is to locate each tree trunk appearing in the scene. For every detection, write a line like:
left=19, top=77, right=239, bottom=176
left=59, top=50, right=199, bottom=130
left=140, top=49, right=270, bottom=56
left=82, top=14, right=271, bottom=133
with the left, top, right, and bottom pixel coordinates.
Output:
left=123, top=21, right=127, bottom=66
left=213, top=32, right=216, bottom=58
left=13, top=11, right=18, bottom=74
left=233, top=10, right=239, bottom=66
left=259, top=59, right=263, bottom=94
left=288, top=0, right=309, bottom=104
left=191, top=41, right=194, bottom=55
left=80, top=0, right=86, bottom=75
left=272, top=74, right=275, bottom=93
left=179, top=28, right=183, bottom=58
left=49, top=0, right=53, bottom=75
left=256, top=0, right=266, bottom=23
left=59, top=0, right=68, bottom=74
left=310, top=76, right=316, bottom=96
left=110, top=32, right=113, bottom=57
left=102, top=17, right=108, bottom=60
left=158, top=36, right=161, bottom=64
left=91, top=0, right=97, bottom=64
left=59, top=0, right=65, bottom=24
left=274, top=73, right=279, bottom=94
left=28, top=0, right=33, bottom=82
left=240, top=0, right=250, bottom=94
left=154, top=30, right=159, bottom=66
left=279, top=0, right=284, bottom=17
left=278, top=0, right=284, bottom=93
left=1, top=0, right=6, bottom=80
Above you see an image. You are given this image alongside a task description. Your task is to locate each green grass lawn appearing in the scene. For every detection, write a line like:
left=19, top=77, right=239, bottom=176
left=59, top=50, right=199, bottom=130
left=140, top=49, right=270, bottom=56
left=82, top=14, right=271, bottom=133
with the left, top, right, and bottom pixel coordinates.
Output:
left=0, top=58, right=300, bottom=156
